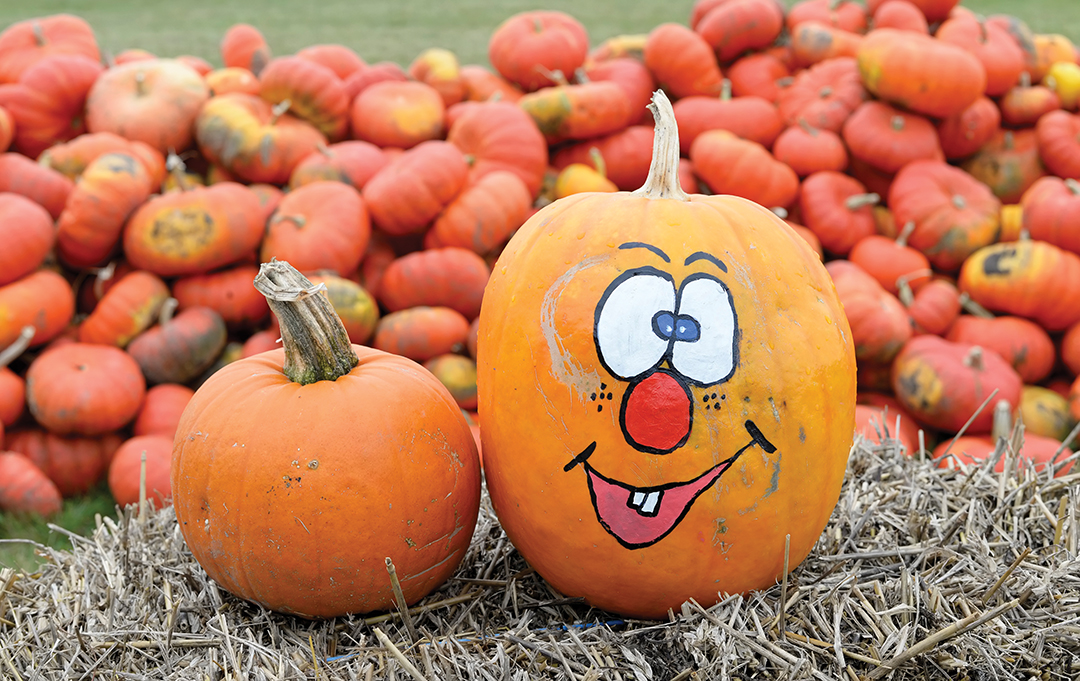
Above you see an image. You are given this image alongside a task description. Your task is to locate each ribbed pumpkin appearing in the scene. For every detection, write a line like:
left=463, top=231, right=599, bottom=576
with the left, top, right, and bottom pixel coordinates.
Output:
left=776, top=57, right=867, bottom=132
left=350, top=80, right=445, bottom=149
left=77, top=270, right=170, bottom=347
left=826, top=259, right=912, bottom=363
left=172, top=265, right=270, bottom=330
left=259, top=56, right=349, bottom=141
left=262, top=181, right=370, bottom=275
left=643, top=23, right=723, bottom=99
left=477, top=90, right=855, bottom=619
left=889, top=160, right=1001, bottom=272
left=57, top=153, right=155, bottom=269
left=841, top=100, right=944, bottom=174
left=672, top=83, right=783, bottom=154
left=205, top=66, right=261, bottom=97
left=935, top=13, right=1026, bottom=97
left=40, top=131, right=166, bottom=184
left=799, top=171, right=879, bottom=256
left=377, top=247, right=491, bottom=320
left=519, top=80, right=631, bottom=145
left=958, top=239, right=1080, bottom=332
left=5, top=428, right=121, bottom=497
left=123, top=182, right=264, bottom=277
left=288, top=141, right=387, bottom=191
left=961, top=129, right=1046, bottom=205
left=0, top=150, right=73, bottom=219
left=857, top=28, right=986, bottom=118
left=487, top=10, right=589, bottom=92
left=0, top=269, right=75, bottom=348
left=772, top=123, right=848, bottom=178
left=551, top=126, right=654, bottom=191
left=0, top=452, right=62, bottom=516
left=936, top=96, right=1001, bottom=161
left=946, top=314, right=1055, bottom=384
left=409, top=48, right=466, bottom=108
left=999, top=77, right=1061, bottom=128
left=1034, top=108, right=1080, bottom=180
left=85, top=59, right=210, bottom=154
left=892, top=336, right=1023, bottom=434
left=0, top=13, right=100, bottom=85
left=1017, top=386, right=1075, bottom=444
left=789, top=22, right=864, bottom=66
left=127, top=305, right=227, bottom=385
left=26, top=342, right=146, bottom=436
left=690, top=129, right=799, bottom=210
left=902, top=278, right=961, bottom=336
left=0, top=192, right=54, bottom=286
left=1020, top=177, right=1080, bottom=255
left=172, top=260, right=480, bottom=618
left=848, top=222, right=930, bottom=294
left=0, top=54, right=104, bottom=158
left=426, top=170, right=532, bottom=255
left=446, top=100, right=548, bottom=198
left=362, top=141, right=469, bottom=236
left=695, top=0, right=785, bottom=63
left=220, top=23, right=271, bottom=76
left=1063, top=321, right=1080, bottom=377
left=372, top=306, right=471, bottom=362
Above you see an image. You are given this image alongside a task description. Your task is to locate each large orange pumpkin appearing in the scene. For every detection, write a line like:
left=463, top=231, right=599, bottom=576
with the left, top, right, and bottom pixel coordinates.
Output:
left=477, top=91, right=856, bottom=619
left=172, top=260, right=481, bottom=618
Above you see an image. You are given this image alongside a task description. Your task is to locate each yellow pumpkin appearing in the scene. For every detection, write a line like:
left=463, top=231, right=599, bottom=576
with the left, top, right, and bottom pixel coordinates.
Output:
left=1043, top=61, right=1080, bottom=110
left=477, top=91, right=856, bottom=619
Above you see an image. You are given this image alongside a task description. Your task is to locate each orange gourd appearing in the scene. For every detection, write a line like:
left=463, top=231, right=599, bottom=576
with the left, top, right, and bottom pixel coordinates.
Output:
left=172, top=260, right=480, bottom=618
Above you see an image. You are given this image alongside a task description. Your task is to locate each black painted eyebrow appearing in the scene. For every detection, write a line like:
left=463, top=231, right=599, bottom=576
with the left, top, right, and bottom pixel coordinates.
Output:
left=618, top=242, right=670, bottom=263
left=684, top=251, right=727, bottom=273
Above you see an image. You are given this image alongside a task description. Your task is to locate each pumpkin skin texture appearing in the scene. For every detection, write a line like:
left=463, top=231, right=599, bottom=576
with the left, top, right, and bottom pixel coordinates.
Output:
left=891, top=336, right=1022, bottom=435
left=0, top=452, right=62, bottom=516
left=477, top=92, right=856, bottom=619
left=857, top=28, right=986, bottom=119
left=1017, top=385, right=1075, bottom=444
left=0, top=14, right=100, bottom=85
left=220, top=23, right=271, bottom=76
left=109, top=435, right=173, bottom=508
left=690, top=130, right=799, bottom=210
left=127, top=306, right=228, bottom=385
left=172, top=261, right=481, bottom=618
left=85, top=59, right=211, bottom=154
left=0, top=192, right=55, bottom=286
left=957, top=240, right=1080, bottom=332
left=26, top=342, right=146, bottom=436
left=644, top=23, right=723, bottom=99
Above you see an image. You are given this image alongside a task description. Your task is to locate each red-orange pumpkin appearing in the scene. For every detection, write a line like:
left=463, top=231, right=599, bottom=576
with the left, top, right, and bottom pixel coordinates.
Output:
left=78, top=270, right=170, bottom=347
left=378, top=247, right=491, bottom=321
left=0, top=150, right=73, bottom=219
left=350, top=80, right=445, bottom=149
left=372, top=306, right=471, bottom=362
left=0, top=192, right=54, bottom=287
left=262, top=181, right=370, bottom=275
left=446, top=100, right=548, bottom=198
left=799, top=171, right=879, bottom=256
left=0, top=13, right=100, bottom=85
left=776, top=56, right=867, bottom=132
left=288, top=141, right=387, bottom=191
left=127, top=306, right=228, bottom=385
left=426, top=170, right=532, bottom=256
left=219, top=23, right=271, bottom=76
left=362, top=141, right=470, bottom=236
left=488, top=10, right=589, bottom=92
left=0, top=452, right=62, bottom=515
left=644, top=23, right=723, bottom=98
left=5, top=428, right=121, bottom=497
left=171, top=265, right=270, bottom=330
left=827, top=259, right=912, bottom=363
left=690, top=129, right=799, bottom=209
left=26, top=342, right=146, bottom=435
left=936, top=96, right=1001, bottom=161
left=946, top=314, right=1056, bottom=384
left=0, top=269, right=75, bottom=348
left=133, top=383, right=195, bottom=438
left=109, top=435, right=174, bottom=508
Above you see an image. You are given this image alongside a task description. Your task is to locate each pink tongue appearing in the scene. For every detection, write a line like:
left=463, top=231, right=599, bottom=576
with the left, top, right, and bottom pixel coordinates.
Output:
left=587, top=463, right=731, bottom=548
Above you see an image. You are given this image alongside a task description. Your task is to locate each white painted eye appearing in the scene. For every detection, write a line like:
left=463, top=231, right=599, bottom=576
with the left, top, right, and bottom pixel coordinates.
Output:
left=670, top=274, right=738, bottom=386
left=595, top=269, right=676, bottom=380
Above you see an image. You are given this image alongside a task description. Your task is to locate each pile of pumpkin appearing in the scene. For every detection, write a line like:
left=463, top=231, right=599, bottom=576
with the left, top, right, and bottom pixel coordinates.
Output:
left=1, top=0, right=1079, bottom=518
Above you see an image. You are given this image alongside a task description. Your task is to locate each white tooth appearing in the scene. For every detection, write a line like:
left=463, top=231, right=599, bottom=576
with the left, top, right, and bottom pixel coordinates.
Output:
left=641, top=491, right=660, bottom=514
left=632, top=492, right=646, bottom=508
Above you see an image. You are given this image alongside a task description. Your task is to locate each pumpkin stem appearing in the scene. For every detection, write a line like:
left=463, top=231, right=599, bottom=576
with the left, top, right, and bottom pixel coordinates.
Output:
left=135, top=70, right=147, bottom=96
left=165, top=151, right=197, bottom=192
left=271, top=213, right=308, bottom=229
left=1003, top=130, right=1015, bottom=150
left=771, top=206, right=789, bottom=219
left=1019, top=71, right=1031, bottom=88
left=159, top=297, right=178, bottom=326
left=1066, top=178, right=1080, bottom=195
left=844, top=192, right=880, bottom=211
left=991, top=399, right=1012, bottom=442
left=897, top=277, right=915, bottom=307
left=828, top=0, right=844, bottom=9
left=270, top=99, right=292, bottom=124
left=32, top=21, right=46, bottom=47
left=776, top=76, right=795, bottom=89
left=588, top=147, right=607, bottom=178
left=91, top=261, right=117, bottom=301
left=963, top=346, right=985, bottom=370
left=720, top=78, right=732, bottom=101
left=534, top=65, right=568, bottom=87
left=253, top=259, right=358, bottom=385
left=952, top=194, right=967, bottom=210
left=632, top=90, right=689, bottom=201
left=896, top=220, right=916, bottom=247
left=958, top=292, right=996, bottom=319
left=0, top=325, right=34, bottom=370
left=890, top=115, right=906, bottom=131
left=818, top=85, right=833, bottom=100
left=797, top=118, right=819, bottom=136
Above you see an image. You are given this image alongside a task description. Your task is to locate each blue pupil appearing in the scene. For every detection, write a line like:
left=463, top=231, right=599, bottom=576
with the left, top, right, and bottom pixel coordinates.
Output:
left=653, top=312, right=699, bottom=342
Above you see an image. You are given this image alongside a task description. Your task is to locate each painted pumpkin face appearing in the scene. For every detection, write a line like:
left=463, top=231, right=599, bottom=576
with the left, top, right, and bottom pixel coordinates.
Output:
left=479, top=149, right=856, bottom=618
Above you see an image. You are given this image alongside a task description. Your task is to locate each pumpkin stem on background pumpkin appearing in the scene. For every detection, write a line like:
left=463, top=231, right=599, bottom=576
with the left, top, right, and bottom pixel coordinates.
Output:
left=158, top=297, right=178, bottom=326
left=135, top=70, right=147, bottom=96
left=991, top=399, right=1012, bottom=442
left=771, top=207, right=789, bottom=219
left=253, top=259, right=358, bottom=385
left=797, top=118, right=819, bottom=136
left=1019, top=71, right=1031, bottom=88
left=896, top=269, right=932, bottom=307
left=271, top=213, right=308, bottom=229
left=896, top=220, right=916, bottom=247
left=0, top=325, right=34, bottom=369
left=270, top=99, right=292, bottom=124
left=91, top=261, right=117, bottom=301
left=588, top=147, right=607, bottom=179
left=844, top=192, right=880, bottom=211
left=958, top=292, right=996, bottom=319
left=632, top=90, right=689, bottom=201
left=1065, top=178, right=1080, bottom=195
left=951, top=194, right=967, bottom=210
left=720, top=78, right=732, bottom=101
left=963, top=346, right=985, bottom=370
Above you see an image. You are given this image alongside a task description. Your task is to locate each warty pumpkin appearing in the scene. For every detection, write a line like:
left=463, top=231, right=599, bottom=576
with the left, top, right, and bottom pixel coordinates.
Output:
left=477, top=90, right=855, bottom=618
left=172, top=260, right=481, bottom=618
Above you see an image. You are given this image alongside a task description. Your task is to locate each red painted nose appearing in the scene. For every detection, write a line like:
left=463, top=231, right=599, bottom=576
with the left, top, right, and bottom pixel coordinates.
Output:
left=621, top=371, right=692, bottom=453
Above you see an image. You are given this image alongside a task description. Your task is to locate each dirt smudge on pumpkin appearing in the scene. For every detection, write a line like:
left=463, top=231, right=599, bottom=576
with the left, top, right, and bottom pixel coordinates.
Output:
left=539, top=253, right=609, bottom=396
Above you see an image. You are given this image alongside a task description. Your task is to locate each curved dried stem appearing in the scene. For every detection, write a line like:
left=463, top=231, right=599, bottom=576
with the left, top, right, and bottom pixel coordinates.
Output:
left=632, top=90, right=689, bottom=201
left=0, top=325, right=35, bottom=370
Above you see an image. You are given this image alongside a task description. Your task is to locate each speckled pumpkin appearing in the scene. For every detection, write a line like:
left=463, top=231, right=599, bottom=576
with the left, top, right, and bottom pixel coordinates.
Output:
left=477, top=91, right=856, bottom=619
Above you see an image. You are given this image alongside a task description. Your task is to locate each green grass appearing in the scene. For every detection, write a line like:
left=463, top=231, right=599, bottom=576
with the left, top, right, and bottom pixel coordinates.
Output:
left=0, top=484, right=117, bottom=572
left=0, top=1, right=1075, bottom=69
